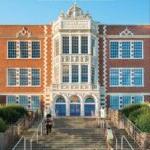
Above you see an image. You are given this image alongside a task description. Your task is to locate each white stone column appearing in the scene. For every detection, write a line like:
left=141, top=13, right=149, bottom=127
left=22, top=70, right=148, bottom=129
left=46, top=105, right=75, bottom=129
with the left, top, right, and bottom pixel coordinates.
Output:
left=88, top=34, right=91, bottom=55
left=51, top=100, right=56, bottom=117
left=81, top=99, right=84, bottom=116
left=59, top=34, right=62, bottom=84
left=69, top=64, right=72, bottom=83
left=69, top=35, right=72, bottom=54
left=66, top=97, right=70, bottom=116
left=79, top=64, right=81, bottom=83
left=79, top=35, right=81, bottom=54
left=95, top=98, right=100, bottom=117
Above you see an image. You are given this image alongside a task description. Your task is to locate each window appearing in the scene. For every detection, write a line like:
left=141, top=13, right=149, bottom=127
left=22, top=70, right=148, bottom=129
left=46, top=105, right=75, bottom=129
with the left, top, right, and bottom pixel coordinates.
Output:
left=133, top=42, right=142, bottom=58
left=110, top=95, right=143, bottom=110
left=81, top=36, right=88, bottom=54
left=110, top=69, right=119, bottom=86
left=20, top=69, right=28, bottom=85
left=32, top=69, right=40, bottom=86
left=62, top=65, right=69, bottom=83
left=91, top=67, right=95, bottom=83
left=110, top=68, right=143, bottom=87
left=110, top=42, right=119, bottom=58
left=122, top=69, right=130, bottom=86
left=31, top=96, right=40, bottom=111
left=132, top=69, right=143, bottom=86
left=122, top=96, right=131, bottom=107
left=72, top=65, right=78, bottom=82
left=8, top=41, right=16, bottom=58
left=81, top=65, right=88, bottom=82
left=62, top=37, right=69, bottom=54
left=32, top=41, right=40, bottom=58
left=91, top=39, right=95, bottom=56
left=110, top=96, right=120, bottom=110
left=19, top=96, right=28, bottom=108
left=72, top=36, right=78, bottom=54
left=122, top=42, right=130, bottom=58
left=7, top=96, right=16, bottom=105
left=20, top=41, right=28, bottom=58
left=8, top=69, right=16, bottom=86
left=110, top=41, right=143, bottom=59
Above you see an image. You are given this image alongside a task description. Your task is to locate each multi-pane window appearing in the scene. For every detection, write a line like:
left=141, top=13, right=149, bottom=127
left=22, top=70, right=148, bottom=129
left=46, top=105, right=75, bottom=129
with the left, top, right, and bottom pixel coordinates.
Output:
left=110, top=42, right=119, bottom=58
left=110, top=96, right=120, bottom=110
left=72, top=65, right=78, bottom=82
left=62, top=37, right=69, bottom=54
left=8, top=42, right=16, bottom=58
left=62, top=65, right=69, bottom=83
left=110, top=41, right=143, bottom=59
left=122, top=42, right=130, bottom=58
left=110, top=68, right=143, bottom=87
left=7, top=96, right=16, bottom=105
left=8, top=41, right=41, bottom=58
left=110, top=95, right=143, bottom=110
left=32, top=41, right=40, bottom=58
left=91, top=39, right=95, bottom=56
left=81, top=36, right=88, bottom=54
left=133, top=42, right=142, bottom=58
left=19, top=96, right=28, bottom=108
left=81, top=65, right=88, bottom=82
left=20, top=41, right=28, bottom=58
left=122, top=69, right=130, bottom=86
left=31, top=96, right=40, bottom=111
left=72, top=36, right=78, bottom=54
left=32, top=69, right=40, bottom=86
left=91, top=67, right=95, bottom=83
left=110, top=69, right=119, bottom=86
left=8, top=69, right=16, bottom=86
left=20, top=69, right=28, bottom=85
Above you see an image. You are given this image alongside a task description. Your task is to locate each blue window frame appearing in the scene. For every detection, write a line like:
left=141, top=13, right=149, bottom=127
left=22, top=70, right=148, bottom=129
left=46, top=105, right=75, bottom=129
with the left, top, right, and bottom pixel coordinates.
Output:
left=122, top=42, right=130, bottom=58
left=134, top=96, right=143, bottom=104
left=20, top=41, right=28, bottom=58
left=62, top=65, right=69, bottom=83
left=122, top=96, right=131, bottom=108
left=110, top=96, right=120, bottom=110
left=133, top=42, right=142, bottom=58
left=62, top=37, right=69, bottom=54
left=110, top=69, right=119, bottom=86
left=31, top=96, right=40, bottom=111
left=20, top=69, right=28, bottom=86
left=122, top=69, right=130, bottom=86
left=72, top=65, right=78, bottom=82
left=110, top=42, right=119, bottom=58
left=32, top=69, right=40, bottom=86
left=81, top=36, right=88, bottom=54
left=72, top=36, right=78, bottom=54
left=81, top=65, right=88, bottom=82
left=7, top=96, right=16, bottom=105
left=8, top=69, right=16, bottom=86
left=19, top=96, right=28, bottom=108
left=8, top=41, right=16, bottom=58
left=32, top=41, right=40, bottom=58
left=132, top=69, right=143, bottom=86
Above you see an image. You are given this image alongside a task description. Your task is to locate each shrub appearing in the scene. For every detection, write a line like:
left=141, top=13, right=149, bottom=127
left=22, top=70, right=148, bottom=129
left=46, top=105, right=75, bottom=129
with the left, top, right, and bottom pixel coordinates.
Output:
left=0, top=118, right=7, bottom=132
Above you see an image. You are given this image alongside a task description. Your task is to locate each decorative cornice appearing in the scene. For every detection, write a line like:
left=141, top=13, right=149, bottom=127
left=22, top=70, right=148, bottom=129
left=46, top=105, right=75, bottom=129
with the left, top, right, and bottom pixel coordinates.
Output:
left=120, top=27, right=134, bottom=37
left=16, top=27, right=32, bottom=38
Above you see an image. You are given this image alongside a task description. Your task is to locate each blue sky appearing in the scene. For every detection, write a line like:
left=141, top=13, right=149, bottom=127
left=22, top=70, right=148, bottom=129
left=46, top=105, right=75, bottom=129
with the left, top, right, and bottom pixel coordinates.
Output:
left=0, top=0, right=149, bottom=24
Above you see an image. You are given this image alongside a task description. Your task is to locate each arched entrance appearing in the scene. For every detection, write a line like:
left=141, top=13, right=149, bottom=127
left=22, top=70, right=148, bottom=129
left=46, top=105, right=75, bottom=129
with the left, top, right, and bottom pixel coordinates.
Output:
left=70, top=95, right=81, bottom=116
left=55, top=96, right=66, bottom=116
left=84, top=97, right=95, bottom=116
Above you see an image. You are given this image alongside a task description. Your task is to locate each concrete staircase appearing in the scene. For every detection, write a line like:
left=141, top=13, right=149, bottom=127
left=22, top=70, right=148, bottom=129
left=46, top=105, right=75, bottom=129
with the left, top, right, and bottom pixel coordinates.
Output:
left=11, top=117, right=141, bottom=150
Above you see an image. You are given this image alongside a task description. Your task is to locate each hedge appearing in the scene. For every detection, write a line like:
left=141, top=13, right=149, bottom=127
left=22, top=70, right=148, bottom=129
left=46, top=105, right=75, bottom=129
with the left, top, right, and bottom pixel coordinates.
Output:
left=0, top=105, right=28, bottom=124
left=0, top=118, right=7, bottom=132
left=121, top=104, right=150, bottom=133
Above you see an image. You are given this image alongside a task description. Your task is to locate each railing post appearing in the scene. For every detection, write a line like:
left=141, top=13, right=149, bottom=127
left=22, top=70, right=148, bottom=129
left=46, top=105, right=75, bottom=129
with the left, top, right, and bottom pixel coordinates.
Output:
left=40, top=123, right=43, bottom=136
left=116, top=137, right=118, bottom=150
left=24, top=137, right=26, bottom=150
left=37, top=130, right=38, bottom=143
left=30, top=139, right=32, bottom=150
left=121, top=136, right=123, bottom=150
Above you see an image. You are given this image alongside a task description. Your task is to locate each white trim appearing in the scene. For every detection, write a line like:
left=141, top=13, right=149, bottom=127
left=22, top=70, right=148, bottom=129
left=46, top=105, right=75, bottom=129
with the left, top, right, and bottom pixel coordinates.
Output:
left=7, top=40, right=41, bottom=59
left=109, top=68, right=144, bottom=87
left=109, top=40, right=144, bottom=59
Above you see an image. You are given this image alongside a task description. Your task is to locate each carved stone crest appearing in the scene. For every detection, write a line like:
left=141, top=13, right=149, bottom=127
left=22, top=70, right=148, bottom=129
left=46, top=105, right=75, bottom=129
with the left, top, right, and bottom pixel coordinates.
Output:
left=120, top=27, right=134, bottom=36
left=16, top=27, right=32, bottom=38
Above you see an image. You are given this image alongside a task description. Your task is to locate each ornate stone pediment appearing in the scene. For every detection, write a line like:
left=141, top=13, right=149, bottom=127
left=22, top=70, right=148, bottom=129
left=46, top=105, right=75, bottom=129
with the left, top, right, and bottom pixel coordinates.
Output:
left=16, top=27, right=32, bottom=38
left=120, top=27, right=134, bottom=36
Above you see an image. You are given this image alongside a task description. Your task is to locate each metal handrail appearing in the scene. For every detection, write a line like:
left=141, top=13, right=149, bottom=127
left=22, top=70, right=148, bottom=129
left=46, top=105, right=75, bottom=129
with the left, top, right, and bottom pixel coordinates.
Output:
left=30, top=118, right=45, bottom=150
left=12, top=136, right=26, bottom=150
left=121, top=135, right=134, bottom=150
